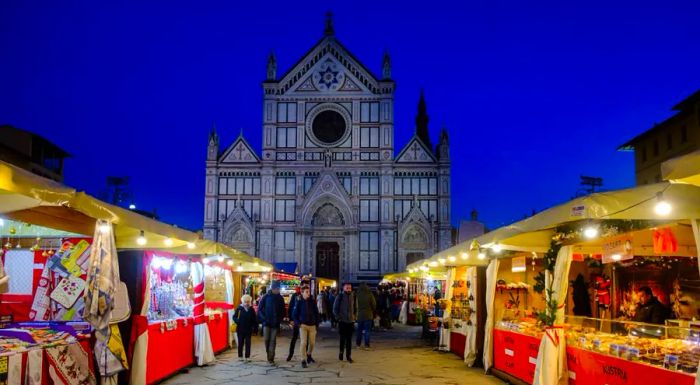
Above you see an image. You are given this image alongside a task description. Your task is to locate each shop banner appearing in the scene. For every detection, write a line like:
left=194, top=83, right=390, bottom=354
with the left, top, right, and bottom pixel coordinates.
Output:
left=602, top=236, right=634, bottom=264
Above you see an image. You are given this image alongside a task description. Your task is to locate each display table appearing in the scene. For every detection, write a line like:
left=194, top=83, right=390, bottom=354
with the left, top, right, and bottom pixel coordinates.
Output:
left=206, top=313, right=229, bottom=354
left=0, top=337, right=94, bottom=385
left=449, top=323, right=468, bottom=358
left=145, top=317, right=194, bottom=385
left=493, top=328, right=696, bottom=385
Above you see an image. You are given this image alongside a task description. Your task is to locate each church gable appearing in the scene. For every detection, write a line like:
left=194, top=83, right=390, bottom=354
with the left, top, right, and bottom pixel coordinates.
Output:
left=220, top=136, right=260, bottom=164
left=395, top=136, right=436, bottom=163
left=279, top=38, right=380, bottom=95
left=300, top=171, right=355, bottom=226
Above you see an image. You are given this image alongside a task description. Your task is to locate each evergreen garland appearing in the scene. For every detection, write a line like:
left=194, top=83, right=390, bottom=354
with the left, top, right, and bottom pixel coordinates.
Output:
left=535, top=240, right=562, bottom=327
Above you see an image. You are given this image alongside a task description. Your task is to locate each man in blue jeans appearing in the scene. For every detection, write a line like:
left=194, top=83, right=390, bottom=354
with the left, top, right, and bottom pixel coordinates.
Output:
left=354, top=282, right=376, bottom=349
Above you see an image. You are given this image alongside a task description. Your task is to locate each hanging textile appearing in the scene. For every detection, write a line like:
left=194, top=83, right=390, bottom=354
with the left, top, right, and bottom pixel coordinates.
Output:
left=552, top=246, right=573, bottom=324
left=129, top=253, right=153, bottom=385
left=533, top=327, right=567, bottom=385
left=482, top=259, right=500, bottom=372
left=83, top=221, right=127, bottom=384
left=191, top=262, right=215, bottom=366
left=399, top=300, right=408, bottom=324
left=464, top=266, right=478, bottom=366
left=224, top=269, right=235, bottom=348
left=438, top=267, right=455, bottom=351
left=46, top=342, right=96, bottom=385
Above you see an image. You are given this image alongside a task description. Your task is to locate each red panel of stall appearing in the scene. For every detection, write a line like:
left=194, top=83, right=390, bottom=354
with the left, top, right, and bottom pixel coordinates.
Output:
left=206, top=313, right=229, bottom=354
left=566, top=346, right=694, bottom=385
left=450, top=332, right=466, bottom=358
left=145, top=318, right=194, bottom=385
left=493, top=329, right=540, bottom=384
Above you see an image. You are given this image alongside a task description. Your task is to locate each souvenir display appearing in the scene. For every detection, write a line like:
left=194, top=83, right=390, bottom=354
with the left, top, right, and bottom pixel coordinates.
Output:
left=147, top=257, right=193, bottom=322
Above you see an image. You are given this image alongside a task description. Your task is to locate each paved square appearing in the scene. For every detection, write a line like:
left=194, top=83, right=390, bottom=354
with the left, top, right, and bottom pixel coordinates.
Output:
left=162, top=324, right=505, bottom=385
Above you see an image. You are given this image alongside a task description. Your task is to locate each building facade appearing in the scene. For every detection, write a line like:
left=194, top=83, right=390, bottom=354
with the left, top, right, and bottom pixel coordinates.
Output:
left=619, top=90, right=700, bottom=185
left=0, top=125, right=69, bottom=182
left=203, top=16, right=451, bottom=284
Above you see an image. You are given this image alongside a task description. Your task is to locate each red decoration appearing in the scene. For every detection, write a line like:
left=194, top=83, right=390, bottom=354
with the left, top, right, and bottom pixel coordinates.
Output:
left=653, top=228, right=678, bottom=254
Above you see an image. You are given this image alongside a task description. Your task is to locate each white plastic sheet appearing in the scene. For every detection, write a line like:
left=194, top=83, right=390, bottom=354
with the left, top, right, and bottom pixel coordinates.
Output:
left=482, top=259, right=499, bottom=372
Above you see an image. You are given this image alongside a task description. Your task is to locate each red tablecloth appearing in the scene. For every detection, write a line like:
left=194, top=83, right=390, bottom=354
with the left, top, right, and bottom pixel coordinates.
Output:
left=145, top=318, right=194, bottom=385
left=493, top=329, right=696, bottom=385
left=206, top=314, right=229, bottom=354
left=450, top=332, right=466, bottom=358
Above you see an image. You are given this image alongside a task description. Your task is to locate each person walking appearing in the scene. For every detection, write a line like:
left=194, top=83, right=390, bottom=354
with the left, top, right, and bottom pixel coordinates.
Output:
left=355, top=282, right=376, bottom=349
left=333, top=283, right=355, bottom=363
left=328, top=288, right=337, bottom=329
left=293, top=286, right=320, bottom=368
left=232, top=294, right=257, bottom=362
left=286, top=286, right=302, bottom=361
left=258, top=281, right=286, bottom=365
left=317, top=289, right=328, bottom=323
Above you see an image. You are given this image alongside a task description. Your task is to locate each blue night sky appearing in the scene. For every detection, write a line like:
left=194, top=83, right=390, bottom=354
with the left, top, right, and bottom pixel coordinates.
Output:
left=1, top=1, right=699, bottom=232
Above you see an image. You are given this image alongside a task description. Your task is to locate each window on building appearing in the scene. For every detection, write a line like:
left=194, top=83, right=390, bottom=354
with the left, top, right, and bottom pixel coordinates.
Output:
left=274, top=231, right=295, bottom=262
left=277, top=103, right=297, bottom=123
left=218, top=176, right=261, bottom=195
left=276, top=127, right=296, bottom=148
left=360, top=177, right=379, bottom=195
left=217, top=199, right=260, bottom=221
left=304, top=176, right=318, bottom=194
left=337, top=173, right=352, bottom=195
left=359, top=231, right=379, bottom=271
left=667, top=133, right=673, bottom=150
left=275, top=176, right=296, bottom=195
left=360, top=102, right=380, bottom=123
left=681, top=125, right=688, bottom=143
left=419, top=200, right=438, bottom=221
left=394, top=176, right=437, bottom=196
left=360, top=127, right=379, bottom=148
left=653, top=138, right=659, bottom=157
left=359, top=200, right=379, bottom=222
left=274, top=199, right=295, bottom=221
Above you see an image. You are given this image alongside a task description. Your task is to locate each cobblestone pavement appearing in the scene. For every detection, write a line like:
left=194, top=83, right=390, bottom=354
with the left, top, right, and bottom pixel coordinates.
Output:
left=162, top=323, right=505, bottom=385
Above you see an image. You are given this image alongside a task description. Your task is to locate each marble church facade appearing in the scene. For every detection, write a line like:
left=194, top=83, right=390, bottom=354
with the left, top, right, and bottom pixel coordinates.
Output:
left=203, top=15, right=451, bottom=284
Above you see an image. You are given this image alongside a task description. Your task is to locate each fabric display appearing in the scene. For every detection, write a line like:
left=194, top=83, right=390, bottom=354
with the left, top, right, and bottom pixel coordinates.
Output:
left=46, top=342, right=96, bottom=385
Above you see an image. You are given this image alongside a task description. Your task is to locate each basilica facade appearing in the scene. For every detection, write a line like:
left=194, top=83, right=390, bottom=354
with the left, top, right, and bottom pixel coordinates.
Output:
left=203, top=16, right=452, bottom=284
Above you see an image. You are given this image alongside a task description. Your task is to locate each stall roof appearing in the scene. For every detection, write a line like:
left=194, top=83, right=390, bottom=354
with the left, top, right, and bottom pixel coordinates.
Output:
left=411, top=182, right=700, bottom=270
left=662, top=149, right=700, bottom=186
left=274, top=262, right=298, bottom=274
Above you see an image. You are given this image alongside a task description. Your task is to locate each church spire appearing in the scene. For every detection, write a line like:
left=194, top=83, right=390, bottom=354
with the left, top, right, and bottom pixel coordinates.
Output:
left=324, top=11, right=334, bottom=36
left=415, top=89, right=432, bottom=149
left=266, top=51, right=277, bottom=81
left=208, top=122, right=219, bottom=145
left=207, top=122, right=219, bottom=161
left=382, top=50, right=391, bottom=80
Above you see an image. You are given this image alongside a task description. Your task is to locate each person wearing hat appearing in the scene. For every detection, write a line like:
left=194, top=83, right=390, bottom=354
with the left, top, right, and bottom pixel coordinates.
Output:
left=258, top=280, right=286, bottom=365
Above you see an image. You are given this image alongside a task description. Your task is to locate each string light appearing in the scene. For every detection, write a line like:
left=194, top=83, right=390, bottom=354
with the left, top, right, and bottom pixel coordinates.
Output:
left=438, top=258, right=446, bottom=265
left=186, top=242, right=195, bottom=250
left=129, top=204, right=136, bottom=210
left=428, top=261, right=438, bottom=267
left=654, top=192, right=672, bottom=216
left=136, top=230, right=147, bottom=246
left=236, top=265, right=244, bottom=272
left=226, top=260, right=234, bottom=266
left=491, top=244, right=502, bottom=253
left=461, top=252, right=469, bottom=260
left=163, top=238, right=173, bottom=247
left=98, top=222, right=111, bottom=234
left=583, top=226, right=599, bottom=239
left=218, top=255, right=225, bottom=262
left=478, top=252, right=486, bottom=260
left=448, top=256, right=456, bottom=263
left=202, top=257, right=210, bottom=264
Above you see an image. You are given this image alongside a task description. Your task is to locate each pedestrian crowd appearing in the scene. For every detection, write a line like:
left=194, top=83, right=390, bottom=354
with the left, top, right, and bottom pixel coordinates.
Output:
left=231, top=280, right=407, bottom=368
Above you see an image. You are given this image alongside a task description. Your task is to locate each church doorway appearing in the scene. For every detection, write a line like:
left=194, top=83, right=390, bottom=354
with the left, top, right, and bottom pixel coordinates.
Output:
left=316, top=242, right=340, bottom=282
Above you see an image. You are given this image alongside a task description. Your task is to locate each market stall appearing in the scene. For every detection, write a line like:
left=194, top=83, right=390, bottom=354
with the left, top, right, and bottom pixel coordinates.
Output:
left=203, top=260, right=234, bottom=354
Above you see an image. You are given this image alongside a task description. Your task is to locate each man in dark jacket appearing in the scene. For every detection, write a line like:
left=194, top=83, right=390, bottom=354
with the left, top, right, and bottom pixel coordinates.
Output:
left=287, top=286, right=302, bottom=362
left=333, top=283, right=355, bottom=362
left=634, top=286, right=669, bottom=325
left=258, top=281, right=286, bottom=364
left=355, top=282, right=376, bottom=349
left=293, top=286, right=319, bottom=368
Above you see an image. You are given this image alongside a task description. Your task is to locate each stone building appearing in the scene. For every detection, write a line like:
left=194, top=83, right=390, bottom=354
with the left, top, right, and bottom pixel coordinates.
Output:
left=619, top=89, right=700, bottom=185
left=203, top=15, right=451, bottom=284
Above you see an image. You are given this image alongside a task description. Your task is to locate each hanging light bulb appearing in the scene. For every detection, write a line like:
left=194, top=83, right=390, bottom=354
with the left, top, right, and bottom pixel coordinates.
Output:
left=583, top=225, right=599, bottom=239
left=226, top=260, right=234, bottom=266
left=438, top=258, right=446, bottom=265
left=428, top=261, right=438, bottom=267
left=186, top=242, right=195, bottom=250
left=654, top=192, right=672, bottom=216
left=136, top=230, right=147, bottom=246
left=461, top=252, right=469, bottom=260
left=478, top=252, right=486, bottom=260
left=129, top=204, right=136, bottom=210
left=236, top=265, right=244, bottom=272
left=491, top=244, right=502, bottom=253
left=98, top=222, right=111, bottom=234
left=218, top=255, right=225, bottom=262
left=163, top=238, right=173, bottom=247
left=448, top=256, right=456, bottom=263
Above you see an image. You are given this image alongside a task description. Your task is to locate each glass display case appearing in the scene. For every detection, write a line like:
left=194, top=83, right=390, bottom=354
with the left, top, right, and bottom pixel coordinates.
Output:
left=564, top=315, right=700, bottom=374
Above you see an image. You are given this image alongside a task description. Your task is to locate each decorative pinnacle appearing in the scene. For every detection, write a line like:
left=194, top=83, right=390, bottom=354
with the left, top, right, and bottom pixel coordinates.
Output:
left=324, top=11, right=334, bottom=36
